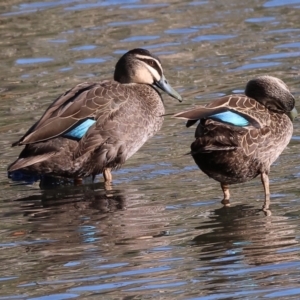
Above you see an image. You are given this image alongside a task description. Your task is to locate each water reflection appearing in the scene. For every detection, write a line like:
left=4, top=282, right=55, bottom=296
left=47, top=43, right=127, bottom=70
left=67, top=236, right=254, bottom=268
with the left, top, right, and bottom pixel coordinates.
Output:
left=18, top=183, right=128, bottom=217
left=3, top=184, right=174, bottom=297
left=16, top=183, right=168, bottom=252
left=193, top=204, right=298, bottom=266
left=187, top=205, right=299, bottom=298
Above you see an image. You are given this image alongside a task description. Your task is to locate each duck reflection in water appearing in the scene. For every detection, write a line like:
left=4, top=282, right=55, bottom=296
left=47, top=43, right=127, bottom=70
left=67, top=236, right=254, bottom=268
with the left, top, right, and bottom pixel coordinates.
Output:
left=13, top=185, right=169, bottom=280
left=16, top=183, right=168, bottom=247
left=175, top=76, right=297, bottom=211
left=192, top=204, right=298, bottom=269
left=18, top=182, right=128, bottom=217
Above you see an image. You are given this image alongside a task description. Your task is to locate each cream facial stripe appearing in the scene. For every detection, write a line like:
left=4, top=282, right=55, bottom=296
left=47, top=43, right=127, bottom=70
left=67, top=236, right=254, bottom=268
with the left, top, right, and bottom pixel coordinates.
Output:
left=135, top=54, right=163, bottom=82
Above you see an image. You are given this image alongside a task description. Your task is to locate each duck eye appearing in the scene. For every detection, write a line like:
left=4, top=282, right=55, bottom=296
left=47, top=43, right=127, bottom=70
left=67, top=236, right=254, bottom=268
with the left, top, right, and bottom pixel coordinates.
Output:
left=148, top=60, right=155, bottom=67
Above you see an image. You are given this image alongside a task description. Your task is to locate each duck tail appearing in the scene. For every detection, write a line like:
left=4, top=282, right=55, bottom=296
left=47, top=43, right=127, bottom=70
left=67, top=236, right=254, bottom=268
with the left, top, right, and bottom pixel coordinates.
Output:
left=7, top=153, right=55, bottom=172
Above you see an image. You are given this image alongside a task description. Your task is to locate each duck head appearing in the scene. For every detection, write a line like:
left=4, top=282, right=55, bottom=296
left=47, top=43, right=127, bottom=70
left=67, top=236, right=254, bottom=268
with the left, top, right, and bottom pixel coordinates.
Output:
left=114, top=48, right=182, bottom=102
left=245, top=75, right=297, bottom=120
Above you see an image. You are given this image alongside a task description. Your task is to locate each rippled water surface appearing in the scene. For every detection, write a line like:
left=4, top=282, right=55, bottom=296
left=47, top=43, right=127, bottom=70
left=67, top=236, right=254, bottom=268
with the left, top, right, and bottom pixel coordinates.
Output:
left=1, top=0, right=300, bottom=299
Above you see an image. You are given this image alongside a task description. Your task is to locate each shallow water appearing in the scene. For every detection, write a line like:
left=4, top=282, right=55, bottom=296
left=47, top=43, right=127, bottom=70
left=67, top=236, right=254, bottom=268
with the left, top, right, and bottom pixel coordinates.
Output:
left=1, top=0, right=300, bottom=299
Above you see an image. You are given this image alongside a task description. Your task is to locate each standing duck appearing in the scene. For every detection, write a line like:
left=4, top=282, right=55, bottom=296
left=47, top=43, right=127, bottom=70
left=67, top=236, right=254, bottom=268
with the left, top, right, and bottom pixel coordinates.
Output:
left=174, top=76, right=297, bottom=209
left=8, top=48, right=182, bottom=185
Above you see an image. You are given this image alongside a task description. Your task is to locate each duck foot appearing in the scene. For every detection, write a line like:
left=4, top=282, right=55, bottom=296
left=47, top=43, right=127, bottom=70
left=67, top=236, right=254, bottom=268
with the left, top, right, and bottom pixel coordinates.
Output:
left=262, top=197, right=271, bottom=216
left=262, top=206, right=272, bottom=216
left=221, top=183, right=230, bottom=207
left=104, top=182, right=112, bottom=191
left=74, top=178, right=83, bottom=185
left=221, top=199, right=230, bottom=207
left=103, top=168, right=112, bottom=191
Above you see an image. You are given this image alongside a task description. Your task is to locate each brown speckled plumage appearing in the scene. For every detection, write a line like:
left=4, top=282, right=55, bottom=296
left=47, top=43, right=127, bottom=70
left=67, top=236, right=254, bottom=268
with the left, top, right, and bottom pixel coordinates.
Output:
left=8, top=48, right=182, bottom=184
left=175, top=76, right=296, bottom=209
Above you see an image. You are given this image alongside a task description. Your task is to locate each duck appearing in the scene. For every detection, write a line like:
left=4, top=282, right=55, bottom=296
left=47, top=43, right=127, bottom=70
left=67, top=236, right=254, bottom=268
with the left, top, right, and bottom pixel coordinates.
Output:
left=174, top=75, right=297, bottom=209
left=8, top=48, right=182, bottom=185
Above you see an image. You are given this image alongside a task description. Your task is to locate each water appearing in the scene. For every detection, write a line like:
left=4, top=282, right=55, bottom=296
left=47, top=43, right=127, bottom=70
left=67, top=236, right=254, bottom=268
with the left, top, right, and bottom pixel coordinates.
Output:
left=1, top=0, right=300, bottom=298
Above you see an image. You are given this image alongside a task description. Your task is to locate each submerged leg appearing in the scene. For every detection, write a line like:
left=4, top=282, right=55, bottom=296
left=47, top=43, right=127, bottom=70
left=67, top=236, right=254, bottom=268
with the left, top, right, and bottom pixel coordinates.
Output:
left=261, top=172, right=271, bottom=213
left=74, top=177, right=83, bottom=185
left=103, top=168, right=112, bottom=189
left=221, top=183, right=230, bottom=207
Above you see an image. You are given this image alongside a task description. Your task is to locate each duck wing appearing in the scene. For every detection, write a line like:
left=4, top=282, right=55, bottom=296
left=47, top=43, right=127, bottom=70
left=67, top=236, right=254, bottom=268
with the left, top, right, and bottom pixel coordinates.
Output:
left=174, top=95, right=269, bottom=129
left=175, top=95, right=272, bottom=155
left=12, top=81, right=127, bottom=146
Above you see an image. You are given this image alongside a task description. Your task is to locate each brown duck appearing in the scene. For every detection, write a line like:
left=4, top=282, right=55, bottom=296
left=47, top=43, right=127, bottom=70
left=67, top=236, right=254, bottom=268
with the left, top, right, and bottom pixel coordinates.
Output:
left=8, top=48, right=182, bottom=185
left=174, top=76, right=297, bottom=209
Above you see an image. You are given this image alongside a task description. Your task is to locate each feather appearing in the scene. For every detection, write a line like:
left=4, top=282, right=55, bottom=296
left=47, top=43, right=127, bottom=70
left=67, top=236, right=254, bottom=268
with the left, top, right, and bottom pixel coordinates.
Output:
left=8, top=153, right=56, bottom=172
left=174, top=106, right=227, bottom=120
left=11, top=82, right=122, bottom=146
left=210, top=111, right=249, bottom=127
left=63, top=119, right=96, bottom=139
left=174, top=96, right=263, bottom=129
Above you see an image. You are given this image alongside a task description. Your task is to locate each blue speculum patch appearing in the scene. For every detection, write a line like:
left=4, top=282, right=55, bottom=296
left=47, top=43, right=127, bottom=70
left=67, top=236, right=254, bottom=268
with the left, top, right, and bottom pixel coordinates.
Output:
left=210, top=111, right=249, bottom=126
left=64, top=119, right=96, bottom=139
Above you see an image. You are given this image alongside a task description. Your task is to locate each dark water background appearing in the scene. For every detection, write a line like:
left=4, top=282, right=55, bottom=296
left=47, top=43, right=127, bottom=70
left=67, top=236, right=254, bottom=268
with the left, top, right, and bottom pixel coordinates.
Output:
left=1, top=0, right=300, bottom=299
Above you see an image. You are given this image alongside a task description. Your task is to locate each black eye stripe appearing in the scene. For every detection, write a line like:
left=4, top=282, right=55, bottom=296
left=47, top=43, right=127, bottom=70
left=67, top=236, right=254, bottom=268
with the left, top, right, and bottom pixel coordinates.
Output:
left=140, top=59, right=163, bottom=76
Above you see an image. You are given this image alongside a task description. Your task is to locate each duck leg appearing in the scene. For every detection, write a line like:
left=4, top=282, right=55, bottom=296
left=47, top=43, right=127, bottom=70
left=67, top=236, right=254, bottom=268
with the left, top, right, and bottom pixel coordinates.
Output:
left=74, top=177, right=83, bottom=185
left=221, top=183, right=230, bottom=206
left=103, top=168, right=112, bottom=189
left=261, top=172, right=271, bottom=212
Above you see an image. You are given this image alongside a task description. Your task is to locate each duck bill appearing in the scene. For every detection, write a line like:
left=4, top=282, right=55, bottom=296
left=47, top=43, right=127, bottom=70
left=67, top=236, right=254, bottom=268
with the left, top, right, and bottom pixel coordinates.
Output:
left=287, top=107, right=298, bottom=121
left=155, top=75, right=182, bottom=102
